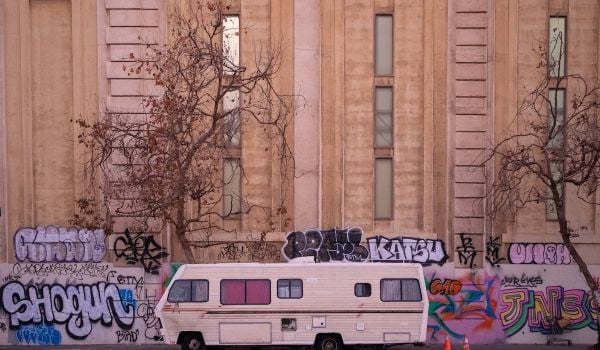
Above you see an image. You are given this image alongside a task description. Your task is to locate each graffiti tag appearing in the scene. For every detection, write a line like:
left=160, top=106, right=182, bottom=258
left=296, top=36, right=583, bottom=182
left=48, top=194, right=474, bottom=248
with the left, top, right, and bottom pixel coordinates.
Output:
left=116, top=329, right=139, bottom=343
left=14, top=226, right=106, bottom=263
left=113, top=229, right=169, bottom=274
left=16, top=324, right=62, bottom=345
left=486, top=236, right=505, bottom=266
left=430, top=278, right=462, bottom=295
left=367, top=236, right=448, bottom=265
left=3, top=262, right=110, bottom=282
left=282, top=227, right=369, bottom=262
left=500, top=274, right=544, bottom=288
left=457, top=233, right=477, bottom=268
left=507, top=243, right=571, bottom=265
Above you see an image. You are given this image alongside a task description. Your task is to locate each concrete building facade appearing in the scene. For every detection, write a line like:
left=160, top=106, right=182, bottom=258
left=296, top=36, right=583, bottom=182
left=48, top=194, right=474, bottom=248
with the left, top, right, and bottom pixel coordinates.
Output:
left=1, top=0, right=600, bottom=346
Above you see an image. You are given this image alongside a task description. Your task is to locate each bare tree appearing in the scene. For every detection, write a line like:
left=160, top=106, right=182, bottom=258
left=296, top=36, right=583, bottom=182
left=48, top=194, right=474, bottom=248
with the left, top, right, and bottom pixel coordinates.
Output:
left=75, top=1, right=294, bottom=263
left=485, top=31, right=600, bottom=344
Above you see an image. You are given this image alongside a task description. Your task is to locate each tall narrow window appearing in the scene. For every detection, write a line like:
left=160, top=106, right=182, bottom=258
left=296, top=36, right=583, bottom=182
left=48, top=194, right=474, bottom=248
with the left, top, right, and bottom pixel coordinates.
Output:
left=223, top=89, right=240, bottom=147
left=549, top=17, right=566, bottom=77
left=375, top=87, right=393, bottom=147
left=375, top=15, right=393, bottom=75
left=546, top=161, right=564, bottom=220
left=223, top=159, right=241, bottom=218
left=223, top=15, right=240, bottom=74
left=548, top=88, right=565, bottom=149
left=375, top=158, right=393, bottom=218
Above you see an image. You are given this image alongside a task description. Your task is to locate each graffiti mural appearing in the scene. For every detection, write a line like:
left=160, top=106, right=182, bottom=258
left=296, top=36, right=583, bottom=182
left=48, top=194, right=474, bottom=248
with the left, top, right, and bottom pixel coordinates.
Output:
left=14, top=226, right=106, bottom=263
left=425, top=265, right=505, bottom=344
left=368, top=235, right=448, bottom=265
left=113, top=229, right=169, bottom=274
left=282, top=227, right=369, bottom=262
left=500, top=286, right=597, bottom=336
left=507, top=243, right=571, bottom=265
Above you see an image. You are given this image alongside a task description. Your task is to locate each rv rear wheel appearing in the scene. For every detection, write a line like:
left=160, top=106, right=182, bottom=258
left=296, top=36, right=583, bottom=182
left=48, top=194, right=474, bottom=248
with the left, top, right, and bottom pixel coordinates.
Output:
left=316, top=334, right=344, bottom=350
left=181, top=333, right=205, bottom=350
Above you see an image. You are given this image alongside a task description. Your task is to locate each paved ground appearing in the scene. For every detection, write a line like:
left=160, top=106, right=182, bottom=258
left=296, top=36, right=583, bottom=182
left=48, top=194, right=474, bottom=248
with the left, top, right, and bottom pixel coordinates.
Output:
left=414, top=344, right=591, bottom=350
left=0, top=344, right=594, bottom=350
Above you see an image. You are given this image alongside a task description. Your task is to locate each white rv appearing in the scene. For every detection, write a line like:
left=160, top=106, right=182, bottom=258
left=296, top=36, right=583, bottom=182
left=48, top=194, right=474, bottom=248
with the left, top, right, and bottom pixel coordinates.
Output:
left=156, top=259, right=428, bottom=350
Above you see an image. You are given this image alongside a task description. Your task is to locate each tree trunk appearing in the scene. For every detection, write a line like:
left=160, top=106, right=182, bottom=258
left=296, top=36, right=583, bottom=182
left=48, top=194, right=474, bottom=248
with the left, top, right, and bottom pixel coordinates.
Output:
left=556, top=200, right=600, bottom=346
left=175, top=201, right=196, bottom=263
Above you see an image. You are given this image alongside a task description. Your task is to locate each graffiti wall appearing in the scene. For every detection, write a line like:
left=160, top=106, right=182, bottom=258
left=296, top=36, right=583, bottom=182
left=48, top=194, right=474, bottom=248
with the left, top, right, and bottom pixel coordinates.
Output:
left=0, top=226, right=169, bottom=346
left=282, top=228, right=600, bottom=345
left=4, top=225, right=600, bottom=345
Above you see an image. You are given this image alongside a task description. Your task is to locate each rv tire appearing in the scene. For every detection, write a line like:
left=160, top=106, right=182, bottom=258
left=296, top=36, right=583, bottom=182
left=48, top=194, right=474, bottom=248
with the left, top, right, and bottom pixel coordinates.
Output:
left=180, top=332, right=205, bottom=350
left=315, top=334, right=344, bottom=350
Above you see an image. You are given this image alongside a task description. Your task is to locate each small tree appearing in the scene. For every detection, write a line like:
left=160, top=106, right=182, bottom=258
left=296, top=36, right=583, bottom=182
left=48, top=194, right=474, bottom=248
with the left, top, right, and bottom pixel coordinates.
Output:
left=485, top=33, right=600, bottom=344
left=76, top=1, right=293, bottom=263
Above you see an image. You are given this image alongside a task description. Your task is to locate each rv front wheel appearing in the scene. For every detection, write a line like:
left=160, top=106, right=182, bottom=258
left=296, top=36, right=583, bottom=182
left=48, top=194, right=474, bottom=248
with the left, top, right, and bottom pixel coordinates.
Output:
left=181, top=333, right=205, bottom=350
left=316, top=334, right=344, bottom=350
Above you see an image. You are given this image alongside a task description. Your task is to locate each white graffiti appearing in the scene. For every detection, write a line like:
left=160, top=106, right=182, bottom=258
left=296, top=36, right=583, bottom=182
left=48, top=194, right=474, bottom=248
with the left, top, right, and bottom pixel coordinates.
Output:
left=367, top=235, right=448, bottom=265
left=507, top=243, right=571, bottom=265
left=14, top=226, right=107, bottom=263
left=1, top=281, right=134, bottom=339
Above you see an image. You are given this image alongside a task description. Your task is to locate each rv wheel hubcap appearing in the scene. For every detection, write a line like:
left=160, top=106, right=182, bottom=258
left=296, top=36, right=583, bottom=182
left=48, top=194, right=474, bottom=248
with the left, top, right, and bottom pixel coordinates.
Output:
left=189, top=339, right=202, bottom=350
left=323, top=339, right=337, bottom=350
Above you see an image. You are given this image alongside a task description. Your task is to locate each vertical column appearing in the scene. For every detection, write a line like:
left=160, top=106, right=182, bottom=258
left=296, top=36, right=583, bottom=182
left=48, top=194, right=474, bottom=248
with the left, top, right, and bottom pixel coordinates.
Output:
left=452, top=0, right=491, bottom=268
left=293, top=0, right=320, bottom=230
left=100, top=0, right=161, bottom=233
left=0, top=2, right=7, bottom=262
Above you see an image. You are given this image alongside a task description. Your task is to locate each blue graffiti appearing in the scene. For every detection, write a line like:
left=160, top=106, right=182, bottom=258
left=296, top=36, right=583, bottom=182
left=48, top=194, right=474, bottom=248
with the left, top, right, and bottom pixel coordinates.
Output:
left=119, top=289, right=137, bottom=309
left=16, top=324, right=61, bottom=345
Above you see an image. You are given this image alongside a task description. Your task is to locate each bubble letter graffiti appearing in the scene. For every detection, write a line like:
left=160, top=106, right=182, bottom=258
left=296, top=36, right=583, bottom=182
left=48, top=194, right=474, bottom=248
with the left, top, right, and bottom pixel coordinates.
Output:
left=508, top=243, right=571, bottom=265
left=14, top=226, right=106, bottom=263
left=1, top=281, right=135, bottom=339
left=282, top=227, right=369, bottom=262
left=367, top=235, right=448, bottom=265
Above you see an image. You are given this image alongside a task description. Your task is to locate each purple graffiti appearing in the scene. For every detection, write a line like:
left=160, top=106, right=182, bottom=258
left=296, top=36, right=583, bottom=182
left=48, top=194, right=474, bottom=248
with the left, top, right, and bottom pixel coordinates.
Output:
left=508, top=243, right=571, bottom=265
left=500, top=286, right=594, bottom=336
left=14, top=226, right=106, bottom=263
left=367, top=236, right=448, bottom=265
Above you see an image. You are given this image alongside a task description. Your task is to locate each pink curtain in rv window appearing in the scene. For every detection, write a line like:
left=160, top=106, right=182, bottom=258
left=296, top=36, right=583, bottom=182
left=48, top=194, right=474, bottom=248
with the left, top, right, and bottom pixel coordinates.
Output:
left=221, top=280, right=245, bottom=304
left=246, top=280, right=270, bottom=304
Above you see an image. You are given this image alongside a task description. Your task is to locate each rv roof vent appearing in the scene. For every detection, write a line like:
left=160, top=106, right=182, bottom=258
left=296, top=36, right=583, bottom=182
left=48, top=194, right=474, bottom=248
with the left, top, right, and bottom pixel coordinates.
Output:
left=288, top=256, right=317, bottom=264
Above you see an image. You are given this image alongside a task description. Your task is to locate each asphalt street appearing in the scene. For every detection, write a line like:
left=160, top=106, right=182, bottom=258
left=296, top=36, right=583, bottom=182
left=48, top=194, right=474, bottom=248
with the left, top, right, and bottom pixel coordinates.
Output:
left=0, top=344, right=594, bottom=350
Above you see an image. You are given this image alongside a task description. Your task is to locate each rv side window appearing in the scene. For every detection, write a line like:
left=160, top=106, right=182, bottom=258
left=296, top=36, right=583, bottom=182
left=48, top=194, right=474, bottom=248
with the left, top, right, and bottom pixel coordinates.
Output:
left=168, top=280, right=191, bottom=302
left=277, top=279, right=303, bottom=299
left=168, top=279, right=209, bottom=303
left=380, top=278, right=422, bottom=302
left=221, top=279, right=271, bottom=305
left=354, top=283, right=372, bottom=297
left=192, top=280, right=209, bottom=302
